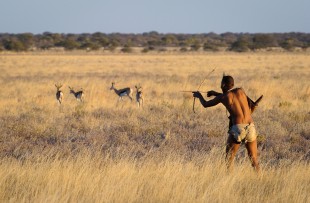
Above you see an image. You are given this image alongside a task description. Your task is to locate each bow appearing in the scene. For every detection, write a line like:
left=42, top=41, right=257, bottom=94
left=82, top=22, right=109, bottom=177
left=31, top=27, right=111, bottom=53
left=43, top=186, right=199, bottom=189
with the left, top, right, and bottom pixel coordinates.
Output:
left=192, top=68, right=216, bottom=113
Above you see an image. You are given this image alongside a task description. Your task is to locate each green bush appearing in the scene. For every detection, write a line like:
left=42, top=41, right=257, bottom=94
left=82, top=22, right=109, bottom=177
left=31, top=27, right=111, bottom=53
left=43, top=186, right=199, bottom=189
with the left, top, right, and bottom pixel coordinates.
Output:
left=3, top=39, right=26, bottom=51
left=230, top=37, right=250, bottom=52
left=203, top=43, right=219, bottom=52
left=121, top=45, right=133, bottom=53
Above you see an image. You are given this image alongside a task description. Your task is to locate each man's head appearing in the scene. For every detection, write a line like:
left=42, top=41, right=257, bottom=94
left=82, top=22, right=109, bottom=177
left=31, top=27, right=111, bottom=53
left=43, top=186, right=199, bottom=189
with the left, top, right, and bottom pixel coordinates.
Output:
left=221, top=75, right=234, bottom=93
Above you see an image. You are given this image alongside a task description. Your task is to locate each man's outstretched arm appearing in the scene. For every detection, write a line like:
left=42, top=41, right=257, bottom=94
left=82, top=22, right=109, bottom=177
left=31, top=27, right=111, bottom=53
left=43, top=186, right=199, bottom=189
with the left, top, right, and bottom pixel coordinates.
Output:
left=193, top=91, right=222, bottom=108
left=207, top=90, right=222, bottom=97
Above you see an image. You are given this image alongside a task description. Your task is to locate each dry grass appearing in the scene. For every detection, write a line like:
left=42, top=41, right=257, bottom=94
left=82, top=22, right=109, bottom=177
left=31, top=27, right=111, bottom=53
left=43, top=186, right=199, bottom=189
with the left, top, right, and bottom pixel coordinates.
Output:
left=0, top=52, right=309, bottom=202
left=1, top=152, right=309, bottom=203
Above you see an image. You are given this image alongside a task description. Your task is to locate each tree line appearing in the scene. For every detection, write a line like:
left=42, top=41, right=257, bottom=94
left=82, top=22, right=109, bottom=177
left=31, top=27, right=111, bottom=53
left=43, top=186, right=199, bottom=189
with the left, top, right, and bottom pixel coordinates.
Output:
left=0, top=31, right=309, bottom=52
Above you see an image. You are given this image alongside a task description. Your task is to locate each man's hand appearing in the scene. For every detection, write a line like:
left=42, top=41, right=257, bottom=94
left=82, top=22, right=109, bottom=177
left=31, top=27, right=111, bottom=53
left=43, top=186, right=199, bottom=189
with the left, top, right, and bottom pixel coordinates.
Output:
left=192, top=91, right=202, bottom=98
left=207, top=90, right=221, bottom=97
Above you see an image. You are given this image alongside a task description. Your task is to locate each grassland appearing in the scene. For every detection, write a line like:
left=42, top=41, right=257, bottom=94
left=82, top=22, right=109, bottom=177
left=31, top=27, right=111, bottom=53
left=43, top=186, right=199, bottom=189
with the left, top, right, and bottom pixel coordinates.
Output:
left=0, top=52, right=309, bottom=202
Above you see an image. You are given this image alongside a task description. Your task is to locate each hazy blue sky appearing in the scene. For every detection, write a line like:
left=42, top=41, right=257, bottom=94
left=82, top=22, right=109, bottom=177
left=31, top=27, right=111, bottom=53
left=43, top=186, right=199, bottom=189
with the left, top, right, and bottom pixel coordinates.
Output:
left=0, top=0, right=309, bottom=34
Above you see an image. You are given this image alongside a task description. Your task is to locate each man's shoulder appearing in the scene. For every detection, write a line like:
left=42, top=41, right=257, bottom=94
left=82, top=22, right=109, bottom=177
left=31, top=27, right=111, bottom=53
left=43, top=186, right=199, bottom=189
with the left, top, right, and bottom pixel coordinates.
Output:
left=230, top=87, right=243, bottom=92
left=230, top=87, right=246, bottom=95
left=218, top=92, right=230, bottom=103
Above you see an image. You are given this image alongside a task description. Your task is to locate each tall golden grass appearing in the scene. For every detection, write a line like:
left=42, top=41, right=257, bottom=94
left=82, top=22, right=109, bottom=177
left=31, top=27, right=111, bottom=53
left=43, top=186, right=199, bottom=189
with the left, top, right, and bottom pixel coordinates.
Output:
left=0, top=52, right=309, bottom=202
left=1, top=152, right=309, bottom=202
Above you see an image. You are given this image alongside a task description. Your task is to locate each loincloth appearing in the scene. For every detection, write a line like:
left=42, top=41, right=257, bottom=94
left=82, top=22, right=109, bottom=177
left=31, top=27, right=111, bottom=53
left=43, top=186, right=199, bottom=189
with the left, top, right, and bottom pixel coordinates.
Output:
left=228, top=123, right=257, bottom=143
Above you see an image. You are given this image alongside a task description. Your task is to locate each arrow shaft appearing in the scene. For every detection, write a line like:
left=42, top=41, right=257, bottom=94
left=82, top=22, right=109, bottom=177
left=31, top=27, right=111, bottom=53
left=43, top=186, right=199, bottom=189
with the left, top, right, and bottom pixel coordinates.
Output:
left=181, top=91, right=209, bottom=93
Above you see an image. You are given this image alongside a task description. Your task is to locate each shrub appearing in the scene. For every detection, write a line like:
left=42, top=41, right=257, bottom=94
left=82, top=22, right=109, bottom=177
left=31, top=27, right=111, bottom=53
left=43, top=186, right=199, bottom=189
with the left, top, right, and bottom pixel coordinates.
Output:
left=230, top=40, right=250, bottom=52
left=203, top=43, right=219, bottom=52
left=180, top=47, right=188, bottom=52
left=121, top=44, right=133, bottom=53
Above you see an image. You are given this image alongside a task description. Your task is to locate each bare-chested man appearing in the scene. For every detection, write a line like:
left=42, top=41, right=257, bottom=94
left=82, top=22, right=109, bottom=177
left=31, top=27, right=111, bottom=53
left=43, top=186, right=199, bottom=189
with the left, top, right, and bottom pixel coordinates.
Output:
left=193, top=75, right=260, bottom=172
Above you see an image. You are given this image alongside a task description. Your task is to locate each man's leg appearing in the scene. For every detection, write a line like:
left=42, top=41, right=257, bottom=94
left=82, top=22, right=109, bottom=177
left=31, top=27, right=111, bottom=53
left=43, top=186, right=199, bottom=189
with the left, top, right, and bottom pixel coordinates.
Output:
left=245, top=140, right=260, bottom=173
left=226, top=135, right=241, bottom=171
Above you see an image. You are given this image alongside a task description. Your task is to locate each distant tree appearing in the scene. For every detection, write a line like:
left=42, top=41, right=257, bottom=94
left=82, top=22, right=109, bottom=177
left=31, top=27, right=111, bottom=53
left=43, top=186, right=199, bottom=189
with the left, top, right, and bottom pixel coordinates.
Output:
left=77, top=34, right=90, bottom=43
left=50, top=33, right=63, bottom=44
left=3, top=39, right=26, bottom=51
left=109, top=33, right=127, bottom=45
left=176, top=34, right=188, bottom=43
left=141, top=46, right=156, bottom=53
left=146, top=31, right=159, bottom=37
left=178, top=41, right=189, bottom=47
left=301, top=42, right=310, bottom=50
left=190, top=42, right=201, bottom=51
left=37, top=34, right=53, bottom=49
left=80, top=41, right=100, bottom=50
left=280, top=38, right=295, bottom=51
left=135, top=34, right=148, bottom=46
left=203, top=43, right=219, bottom=52
left=161, top=34, right=177, bottom=46
left=230, top=36, right=251, bottom=52
left=141, top=47, right=149, bottom=53
left=252, top=34, right=277, bottom=50
left=126, top=39, right=133, bottom=47
left=107, top=46, right=117, bottom=52
left=91, top=32, right=109, bottom=47
left=221, top=32, right=238, bottom=44
left=110, top=39, right=120, bottom=47
left=180, top=47, right=188, bottom=52
left=56, top=39, right=80, bottom=50
left=98, top=37, right=110, bottom=47
left=206, top=32, right=220, bottom=39
left=0, top=40, right=5, bottom=51
left=17, top=33, right=34, bottom=50
left=147, top=40, right=161, bottom=47
left=186, top=37, right=197, bottom=46
left=121, top=44, right=133, bottom=53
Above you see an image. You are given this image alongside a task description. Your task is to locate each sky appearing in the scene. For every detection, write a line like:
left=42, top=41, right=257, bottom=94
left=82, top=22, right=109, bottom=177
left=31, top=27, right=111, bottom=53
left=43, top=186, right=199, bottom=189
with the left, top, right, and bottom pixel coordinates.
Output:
left=0, top=0, right=309, bottom=34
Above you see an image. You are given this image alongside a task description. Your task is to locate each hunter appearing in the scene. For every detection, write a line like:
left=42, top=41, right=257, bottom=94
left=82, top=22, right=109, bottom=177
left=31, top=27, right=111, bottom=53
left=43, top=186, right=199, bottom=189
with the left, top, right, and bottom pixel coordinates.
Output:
left=193, top=75, right=261, bottom=172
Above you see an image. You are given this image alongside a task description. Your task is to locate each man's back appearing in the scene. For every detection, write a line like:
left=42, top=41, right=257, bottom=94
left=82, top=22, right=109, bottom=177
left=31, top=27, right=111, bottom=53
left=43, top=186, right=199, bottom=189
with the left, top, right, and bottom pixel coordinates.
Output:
left=222, top=88, right=253, bottom=125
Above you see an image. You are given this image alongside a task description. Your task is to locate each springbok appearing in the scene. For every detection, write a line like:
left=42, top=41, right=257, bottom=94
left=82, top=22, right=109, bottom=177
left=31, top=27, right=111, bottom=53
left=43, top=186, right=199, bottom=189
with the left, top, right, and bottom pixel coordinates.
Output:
left=135, top=85, right=144, bottom=107
left=68, top=86, right=84, bottom=102
left=55, top=84, right=64, bottom=104
left=110, top=82, right=133, bottom=101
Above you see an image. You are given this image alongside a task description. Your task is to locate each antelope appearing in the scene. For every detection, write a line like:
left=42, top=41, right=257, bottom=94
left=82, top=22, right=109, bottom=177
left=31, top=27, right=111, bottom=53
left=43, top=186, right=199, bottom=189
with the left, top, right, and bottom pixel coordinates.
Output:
left=68, top=86, right=84, bottom=102
left=110, top=82, right=133, bottom=101
left=55, top=84, right=64, bottom=104
left=135, top=85, right=144, bottom=107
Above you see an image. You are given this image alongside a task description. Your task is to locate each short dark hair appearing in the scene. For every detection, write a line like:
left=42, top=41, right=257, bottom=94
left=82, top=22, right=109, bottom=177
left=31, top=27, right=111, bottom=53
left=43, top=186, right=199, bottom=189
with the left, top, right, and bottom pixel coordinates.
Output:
left=222, top=75, right=234, bottom=87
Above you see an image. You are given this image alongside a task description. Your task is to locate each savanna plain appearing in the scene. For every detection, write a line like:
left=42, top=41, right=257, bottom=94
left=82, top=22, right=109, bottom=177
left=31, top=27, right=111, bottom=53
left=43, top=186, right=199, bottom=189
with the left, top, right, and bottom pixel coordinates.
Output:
left=0, top=52, right=309, bottom=202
